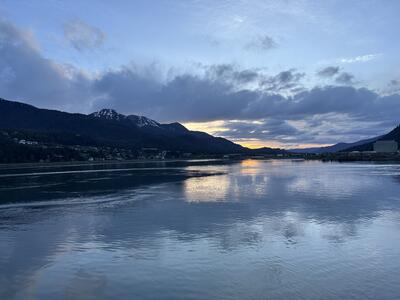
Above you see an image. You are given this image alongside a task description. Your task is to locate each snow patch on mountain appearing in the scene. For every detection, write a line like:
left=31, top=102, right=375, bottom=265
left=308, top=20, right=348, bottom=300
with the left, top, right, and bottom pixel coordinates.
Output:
left=127, top=115, right=160, bottom=128
left=90, top=109, right=126, bottom=121
left=91, top=109, right=161, bottom=128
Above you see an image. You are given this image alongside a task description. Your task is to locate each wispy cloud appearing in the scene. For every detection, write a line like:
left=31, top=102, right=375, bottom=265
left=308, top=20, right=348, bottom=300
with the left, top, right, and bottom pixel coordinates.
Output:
left=317, top=66, right=340, bottom=78
left=339, top=53, right=382, bottom=64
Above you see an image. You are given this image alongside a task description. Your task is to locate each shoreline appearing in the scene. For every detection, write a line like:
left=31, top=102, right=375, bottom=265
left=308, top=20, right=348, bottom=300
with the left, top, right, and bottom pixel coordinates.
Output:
left=2, top=152, right=400, bottom=169
left=0, top=158, right=228, bottom=170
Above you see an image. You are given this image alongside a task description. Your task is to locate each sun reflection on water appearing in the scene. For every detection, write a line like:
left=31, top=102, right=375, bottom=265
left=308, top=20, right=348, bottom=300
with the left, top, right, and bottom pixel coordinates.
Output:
left=183, top=174, right=230, bottom=202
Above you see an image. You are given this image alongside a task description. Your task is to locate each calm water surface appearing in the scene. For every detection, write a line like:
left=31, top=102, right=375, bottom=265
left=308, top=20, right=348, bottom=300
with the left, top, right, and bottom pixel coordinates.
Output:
left=1, top=159, right=400, bottom=299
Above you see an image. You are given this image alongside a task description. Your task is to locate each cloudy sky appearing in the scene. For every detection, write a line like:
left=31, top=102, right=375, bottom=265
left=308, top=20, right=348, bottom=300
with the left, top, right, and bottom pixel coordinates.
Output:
left=1, top=0, right=400, bottom=148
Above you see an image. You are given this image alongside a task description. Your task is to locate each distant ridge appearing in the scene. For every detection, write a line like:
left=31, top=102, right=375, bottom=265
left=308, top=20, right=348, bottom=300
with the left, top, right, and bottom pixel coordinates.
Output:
left=345, top=125, right=400, bottom=152
left=289, top=136, right=380, bottom=154
left=289, top=125, right=400, bottom=154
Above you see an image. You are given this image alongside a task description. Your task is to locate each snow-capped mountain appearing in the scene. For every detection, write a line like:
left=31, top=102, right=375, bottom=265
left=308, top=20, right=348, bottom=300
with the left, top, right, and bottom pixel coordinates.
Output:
left=90, top=109, right=126, bottom=121
left=90, top=109, right=160, bottom=128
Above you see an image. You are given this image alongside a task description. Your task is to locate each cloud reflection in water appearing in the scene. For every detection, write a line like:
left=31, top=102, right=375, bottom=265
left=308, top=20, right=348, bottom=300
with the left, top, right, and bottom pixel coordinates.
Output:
left=1, top=160, right=400, bottom=299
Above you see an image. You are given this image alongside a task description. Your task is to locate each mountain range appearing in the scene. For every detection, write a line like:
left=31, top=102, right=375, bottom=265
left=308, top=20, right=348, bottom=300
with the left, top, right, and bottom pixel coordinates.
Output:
left=0, top=98, right=283, bottom=160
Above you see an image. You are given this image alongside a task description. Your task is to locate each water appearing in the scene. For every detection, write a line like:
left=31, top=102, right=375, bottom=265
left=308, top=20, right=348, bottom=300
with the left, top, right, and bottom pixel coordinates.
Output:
left=1, top=159, right=400, bottom=299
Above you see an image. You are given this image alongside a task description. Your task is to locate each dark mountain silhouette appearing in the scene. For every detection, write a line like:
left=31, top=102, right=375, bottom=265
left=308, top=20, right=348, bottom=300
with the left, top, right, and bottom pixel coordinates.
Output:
left=0, top=98, right=283, bottom=157
left=290, top=125, right=400, bottom=153
left=345, top=125, right=400, bottom=152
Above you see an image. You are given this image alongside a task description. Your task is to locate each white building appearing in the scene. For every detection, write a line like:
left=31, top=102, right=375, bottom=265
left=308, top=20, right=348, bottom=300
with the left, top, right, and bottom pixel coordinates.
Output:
left=373, top=140, right=398, bottom=153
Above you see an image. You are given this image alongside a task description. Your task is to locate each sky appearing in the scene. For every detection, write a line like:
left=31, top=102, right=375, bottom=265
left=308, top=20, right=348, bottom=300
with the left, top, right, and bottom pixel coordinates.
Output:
left=0, top=0, right=400, bottom=149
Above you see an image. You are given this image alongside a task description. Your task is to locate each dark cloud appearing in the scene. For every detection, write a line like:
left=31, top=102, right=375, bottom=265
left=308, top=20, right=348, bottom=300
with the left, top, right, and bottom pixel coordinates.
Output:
left=317, top=66, right=340, bottom=78
left=0, top=19, right=93, bottom=111
left=63, top=19, right=105, bottom=52
left=1, top=19, right=399, bottom=146
left=335, top=72, right=355, bottom=85
left=216, top=114, right=394, bottom=146
left=93, top=67, right=309, bottom=122
left=216, top=119, right=307, bottom=144
left=245, top=35, right=277, bottom=51
left=94, top=70, right=400, bottom=141
left=205, top=64, right=260, bottom=85
left=94, top=68, right=255, bottom=122
left=243, top=86, right=366, bottom=121
left=204, top=65, right=304, bottom=93
left=260, top=69, right=305, bottom=92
